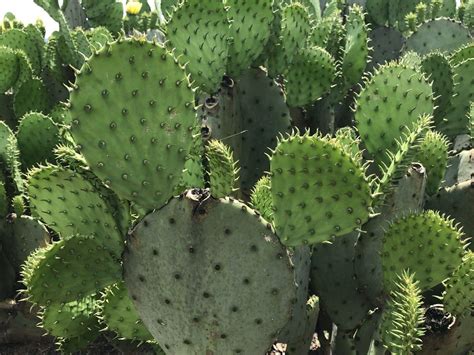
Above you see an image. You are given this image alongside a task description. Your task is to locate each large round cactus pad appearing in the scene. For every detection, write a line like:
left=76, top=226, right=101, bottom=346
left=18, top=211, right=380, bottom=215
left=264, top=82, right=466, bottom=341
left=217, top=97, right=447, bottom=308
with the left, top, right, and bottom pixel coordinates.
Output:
left=381, top=211, right=466, bottom=292
left=355, top=63, right=434, bottom=165
left=124, top=190, right=297, bottom=354
left=22, top=234, right=121, bottom=305
left=270, top=132, right=373, bottom=246
left=405, top=19, right=472, bottom=56
left=69, top=39, right=196, bottom=210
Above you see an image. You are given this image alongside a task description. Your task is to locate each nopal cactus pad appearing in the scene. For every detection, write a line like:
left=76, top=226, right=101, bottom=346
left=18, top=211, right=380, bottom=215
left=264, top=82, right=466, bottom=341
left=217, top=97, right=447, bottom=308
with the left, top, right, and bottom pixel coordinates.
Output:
left=285, top=46, right=336, bottom=107
left=69, top=39, right=196, bottom=211
left=21, top=234, right=121, bottom=305
left=166, top=0, right=228, bottom=92
left=270, top=131, right=373, bottom=247
left=442, top=252, right=474, bottom=317
left=123, top=191, right=297, bottom=354
left=206, top=139, right=239, bottom=198
left=381, top=211, right=466, bottom=292
left=27, top=166, right=123, bottom=256
left=355, top=63, right=434, bottom=165
left=99, top=281, right=153, bottom=342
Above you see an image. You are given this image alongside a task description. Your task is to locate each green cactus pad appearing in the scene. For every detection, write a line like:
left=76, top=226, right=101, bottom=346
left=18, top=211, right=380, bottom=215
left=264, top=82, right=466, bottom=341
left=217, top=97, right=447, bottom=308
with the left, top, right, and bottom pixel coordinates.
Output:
left=22, top=234, right=121, bottom=305
left=86, top=27, right=113, bottom=51
left=16, top=112, right=60, bottom=169
left=310, top=232, right=371, bottom=330
left=0, top=121, right=23, bottom=194
left=380, top=271, right=425, bottom=354
left=443, top=252, right=474, bottom=317
left=366, top=0, right=389, bottom=26
left=82, top=0, right=124, bottom=34
left=69, top=39, right=196, bottom=211
left=285, top=46, right=336, bottom=107
left=356, top=163, right=427, bottom=306
left=412, top=130, right=449, bottom=196
left=250, top=175, right=273, bottom=222
left=123, top=191, right=296, bottom=354
left=166, top=0, right=228, bottom=92
left=342, top=5, right=369, bottom=87
left=426, top=179, right=474, bottom=242
left=354, top=63, right=434, bottom=165
left=449, top=43, right=474, bottom=66
left=0, top=46, right=20, bottom=92
left=99, top=281, right=153, bottom=342
left=1, top=215, right=50, bottom=272
left=441, top=58, right=474, bottom=138
left=281, top=3, right=312, bottom=65
left=206, top=139, right=238, bottom=198
left=420, top=52, right=454, bottom=125
left=405, top=18, right=472, bottom=56
left=13, top=78, right=51, bottom=118
left=41, top=295, right=100, bottom=339
left=0, top=28, right=42, bottom=74
left=381, top=211, right=466, bottom=292
left=270, top=131, right=373, bottom=246
left=226, top=0, right=273, bottom=76
left=174, top=128, right=205, bottom=194
left=27, top=166, right=123, bottom=256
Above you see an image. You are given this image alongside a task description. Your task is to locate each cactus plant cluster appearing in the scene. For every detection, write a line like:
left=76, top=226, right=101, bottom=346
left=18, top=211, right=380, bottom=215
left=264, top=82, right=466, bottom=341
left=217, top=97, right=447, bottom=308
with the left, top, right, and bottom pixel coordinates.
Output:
left=0, top=0, right=473, bottom=354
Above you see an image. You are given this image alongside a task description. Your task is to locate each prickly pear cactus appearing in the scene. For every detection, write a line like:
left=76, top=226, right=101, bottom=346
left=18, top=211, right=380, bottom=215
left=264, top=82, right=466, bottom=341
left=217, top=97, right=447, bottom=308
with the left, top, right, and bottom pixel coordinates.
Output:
left=206, top=139, right=239, bottom=198
left=124, top=190, right=297, bottom=354
left=381, top=211, right=466, bottom=291
left=69, top=39, right=196, bottom=210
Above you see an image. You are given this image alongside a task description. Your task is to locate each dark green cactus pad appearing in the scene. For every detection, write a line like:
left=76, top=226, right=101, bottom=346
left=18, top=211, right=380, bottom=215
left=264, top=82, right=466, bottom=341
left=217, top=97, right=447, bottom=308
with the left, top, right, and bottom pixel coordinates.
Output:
left=16, top=112, right=60, bottom=169
left=381, top=211, right=466, bottom=292
left=250, top=175, right=273, bottom=222
left=13, top=78, right=51, bottom=118
left=0, top=215, right=50, bottom=272
left=0, top=46, right=20, bottom=92
left=206, top=139, right=238, bottom=198
left=99, top=281, right=153, bottom=342
left=206, top=69, right=291, bottom=196
left=354, top=63, right=434, bottom=165
left=310, top=232, right=371, bottom=330
left=420, top=52, right=454, bottom=125
left=449, top=42, right=474, bottom=66
left=285, top=46, right=336, bottom=107
left=443, top=252, right=474, bottom=317
left=278, top=246, right=312, bottom=351
left=226, top=0, right=273, bottom=77
left=309, top=9, right=343, bottom=52
left=412, top=130, right=449, bottom=196
left=405, top=18, right=472, bottom=56
left=69, top=39, right=196, bottom=210
left=41, top=295, right=100, bottom=340
left=366, top=0, right=389, bottom=26
left=441, top=58, right=474, bottom=138
left=380, top=271, right=425, bottom=354
left=270, top=131, right=373, bottom=247
left=27, top=166, right=123, bottom=256
left=426, top=179, right=474, bottom=242
left=166, top=0, right=228, bottom=92
left=0, top=28, right=42, bottom=74
left=342, top=5, right=369, bottom=87
left=280, top=3, right=312, bottom=66
left=356, top=163, right=427, bottom=306
left=123, top=191, right=297, bottom=354
left=0, top=121, right=23, bottom=194
left=82, top=0, right=123, bottom=34
left=22, top=234, right=121, bottom=305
